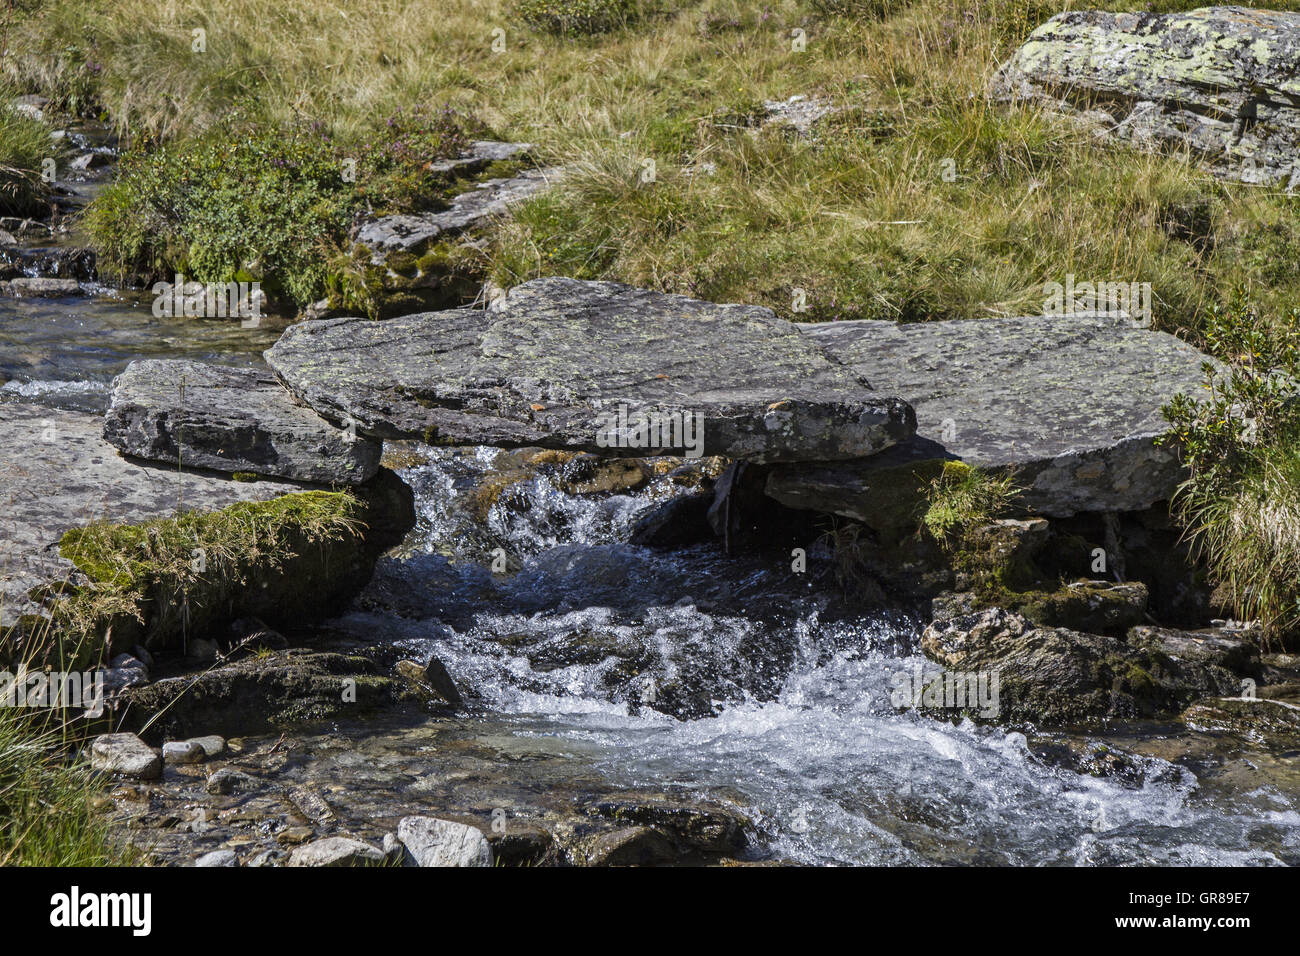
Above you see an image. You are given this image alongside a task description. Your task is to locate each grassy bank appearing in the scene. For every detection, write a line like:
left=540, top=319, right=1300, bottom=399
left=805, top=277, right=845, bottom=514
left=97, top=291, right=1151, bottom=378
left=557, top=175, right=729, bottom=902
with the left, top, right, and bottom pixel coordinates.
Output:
left=0, top=90, right=55, bottom=216
left=4, top=0, right=1299, bottom=325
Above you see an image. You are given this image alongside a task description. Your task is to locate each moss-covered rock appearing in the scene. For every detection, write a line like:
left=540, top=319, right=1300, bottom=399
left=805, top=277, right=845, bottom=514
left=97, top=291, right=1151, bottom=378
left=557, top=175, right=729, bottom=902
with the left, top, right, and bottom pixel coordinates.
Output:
left=55, top=471, right=414, bottom=664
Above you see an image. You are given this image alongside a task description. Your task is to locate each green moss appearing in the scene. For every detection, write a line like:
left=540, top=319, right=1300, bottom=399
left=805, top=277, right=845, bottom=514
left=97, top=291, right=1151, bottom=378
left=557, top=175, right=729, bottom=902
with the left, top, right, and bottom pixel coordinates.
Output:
left=51, top=492, right=364, bottom=666
left=231, top=471, right=259, bottom=482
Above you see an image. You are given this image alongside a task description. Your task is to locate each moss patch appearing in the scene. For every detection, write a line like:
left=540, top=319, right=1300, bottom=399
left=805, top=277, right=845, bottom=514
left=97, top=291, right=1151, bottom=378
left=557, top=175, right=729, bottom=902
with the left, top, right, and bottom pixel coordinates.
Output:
left=53, top=492, right=366, bottom=666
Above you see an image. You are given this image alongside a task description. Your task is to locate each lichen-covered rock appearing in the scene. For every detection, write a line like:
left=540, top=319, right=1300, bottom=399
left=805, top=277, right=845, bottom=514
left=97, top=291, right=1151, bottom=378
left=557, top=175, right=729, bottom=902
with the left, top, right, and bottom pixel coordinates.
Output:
left=104, top=360, right=382, bottom=485
left=288, top=836, right=385, bottom=867
left=354, top=162, right=559, bottom=259
left=396, top=816, right=493, bottom=867
left=992, top=7, right=1300, bottom=186
left=266, top=278, right=916, bottom=463
left=769, top=314, right=1217, bottom=516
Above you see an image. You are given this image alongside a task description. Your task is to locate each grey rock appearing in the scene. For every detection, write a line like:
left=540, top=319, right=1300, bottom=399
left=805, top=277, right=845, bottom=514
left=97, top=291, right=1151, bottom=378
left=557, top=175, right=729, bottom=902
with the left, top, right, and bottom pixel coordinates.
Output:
left=0, top=402, right=306, bottom=634
left=3, top=277, right=81, bottom=297
left=89, top=733, right=162, bottom=780
left=1128, top=624, right=1261, bottom=676
left=206, top=767, right=258, bottom=795
left=162, top=740, right=206, bottom=764
left=768, top=314, right=1216, bottom=516
left=266, top=278, right=916, bottom=463
left=102, top=654, right=150, bottom=694
left=288, top=836, right=385, bottom=867
left=920, top=607, right=1242, bottom=725
left=103, top=360, right=381, bottom=485
left=992, top=7, right=1300, bottom=186
left=394, top=657, right=462, bottom=705
left=396, top=816, right=493, bottom=867
left=355, top=165, right=558, bottom=259
left=195, top=849, right=237, bottom=867
left=187, top=735, right=226, bottom=757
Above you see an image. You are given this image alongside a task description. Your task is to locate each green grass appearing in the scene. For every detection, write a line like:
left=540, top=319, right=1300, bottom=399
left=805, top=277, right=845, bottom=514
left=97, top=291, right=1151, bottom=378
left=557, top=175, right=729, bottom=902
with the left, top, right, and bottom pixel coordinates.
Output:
left=921, top=460, right=1019, bottom=542
left=0, top=88, right=57, bottom=216
left=0, top=709, right=137, bottom=866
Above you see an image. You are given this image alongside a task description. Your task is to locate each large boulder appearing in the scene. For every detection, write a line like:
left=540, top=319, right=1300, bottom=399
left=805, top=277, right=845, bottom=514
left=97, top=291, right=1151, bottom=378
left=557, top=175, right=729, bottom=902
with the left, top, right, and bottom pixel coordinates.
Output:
left=992, top=7, right=1300, bottom=186
left=920, top=606, right=1245, bottom=725
left=0, top=401, right=412, bottom=665
left=266, top=278, right=916, bottom=463
left=767, top=314, right=1216, bottom=517
left=0, top=402, right=303, bottom=637
left=103, top=360, right=382, bottom=485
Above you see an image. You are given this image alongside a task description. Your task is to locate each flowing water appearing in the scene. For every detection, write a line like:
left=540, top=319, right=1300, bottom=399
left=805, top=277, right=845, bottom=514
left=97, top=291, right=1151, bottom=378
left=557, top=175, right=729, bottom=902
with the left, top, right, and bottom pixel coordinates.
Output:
left=5, top=142, right=1299, bottom=866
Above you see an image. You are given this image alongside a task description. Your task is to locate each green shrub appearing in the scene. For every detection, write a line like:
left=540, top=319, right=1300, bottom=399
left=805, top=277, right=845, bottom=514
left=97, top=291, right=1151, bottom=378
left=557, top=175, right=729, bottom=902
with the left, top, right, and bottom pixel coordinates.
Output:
left=86, top=108, right=473, bottom=306
left=512, top=0, right=637, bottom=36
left=1162, top=293, right=1300, bottom=646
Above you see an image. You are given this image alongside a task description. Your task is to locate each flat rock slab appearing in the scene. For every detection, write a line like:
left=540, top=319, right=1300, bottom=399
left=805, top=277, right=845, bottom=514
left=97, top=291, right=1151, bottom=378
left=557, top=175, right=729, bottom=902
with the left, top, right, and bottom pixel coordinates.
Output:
left=992, top=7, right=1300, bottom=186
left=355, top=166, right=561, bottom=260
left=266, top=278, right=916, bottom=463
left=767, top=315, right=1214, bottom=516
left=103, top=360, right=381, bottom=485
left=0, top=402, right=304, bottom=631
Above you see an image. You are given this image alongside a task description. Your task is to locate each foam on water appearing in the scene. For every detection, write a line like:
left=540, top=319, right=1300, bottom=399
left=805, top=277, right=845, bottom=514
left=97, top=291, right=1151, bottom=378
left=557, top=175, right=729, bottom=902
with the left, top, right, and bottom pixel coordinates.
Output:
left=348, top=447, right=1300, bottom=865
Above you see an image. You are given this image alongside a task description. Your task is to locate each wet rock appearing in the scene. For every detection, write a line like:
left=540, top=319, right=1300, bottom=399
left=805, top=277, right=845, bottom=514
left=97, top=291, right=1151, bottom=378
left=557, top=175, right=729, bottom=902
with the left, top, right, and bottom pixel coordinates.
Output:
left=1181, top=696, right=1300, bottom=748
left=118, top=650, right=423, bottom=739
left=195, top=849, right=237, bottom=867
left=162, top=740, right=206, bottom=764
left=582, top=826, right=678, bottom=866
left=1, top=277, right=81, bottom=297
left=1128, top=625, right=1261, bottom=678
left=992, top=8, right=1300, bottom=186
left=920, top=607, right=1240, bottom=725
left=206, top=768, right=258, bottom=795
left=89, top=733, right=162, bottom=780
left=396, top=816, right=493, bottom=867
left=104, top=360, right=382, bottom=485
left=276, top=826, right=316, bottom=847
left=629, top=492, right=715, bottom=548
left=265, top=278, right=916, bottom=463
left=770, top=315, right=1218, bottom=517
left=288, top=836, right=385, bottom=867
left=394, top=657, right=462, bottom=706
left=1018, top=580, right=1148, bottom=637
left=486, top=821, right=558, bottom=867
left=584, top=792, right=749, bottom=856
left=288, top=786, right=338, bottom=828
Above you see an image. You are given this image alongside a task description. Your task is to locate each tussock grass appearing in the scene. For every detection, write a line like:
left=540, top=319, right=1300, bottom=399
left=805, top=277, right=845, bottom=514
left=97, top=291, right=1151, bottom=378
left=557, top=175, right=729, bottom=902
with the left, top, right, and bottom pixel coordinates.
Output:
left=0, top=86, right=56, bottom=216
left=922, top=461, right=1018, bottom=542
left=0, top=709, right=138, bottom=866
